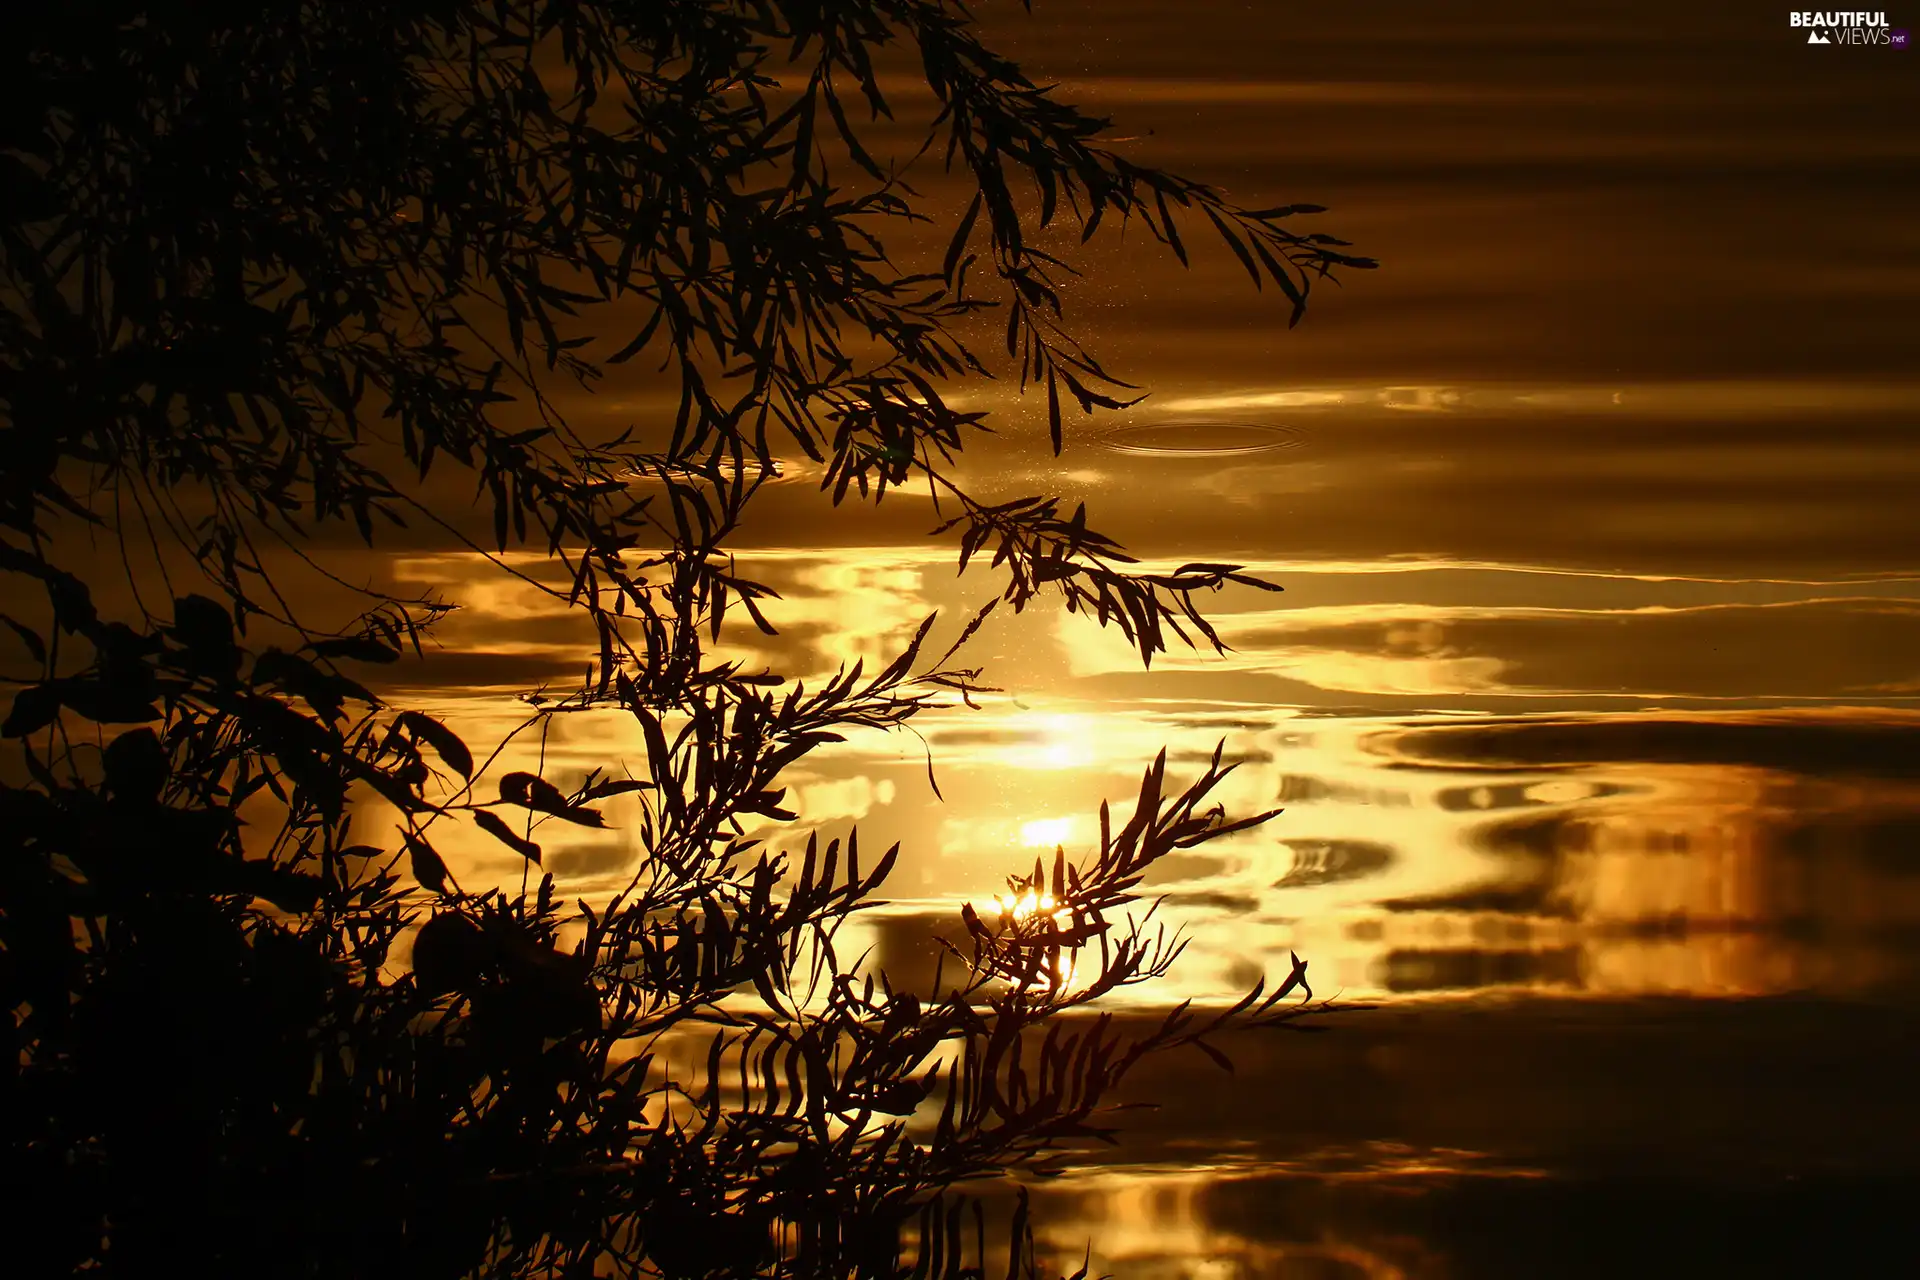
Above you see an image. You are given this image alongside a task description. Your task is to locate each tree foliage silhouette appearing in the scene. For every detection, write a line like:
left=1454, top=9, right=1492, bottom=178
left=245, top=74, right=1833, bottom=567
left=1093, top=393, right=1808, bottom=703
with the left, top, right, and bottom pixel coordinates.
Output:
left=0, top=1, right=1373, bottom=1275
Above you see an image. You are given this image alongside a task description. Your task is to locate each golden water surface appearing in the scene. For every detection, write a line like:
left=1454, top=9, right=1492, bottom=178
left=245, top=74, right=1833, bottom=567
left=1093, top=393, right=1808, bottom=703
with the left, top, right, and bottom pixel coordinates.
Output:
left=333, top=3, right=1920, bottom=1274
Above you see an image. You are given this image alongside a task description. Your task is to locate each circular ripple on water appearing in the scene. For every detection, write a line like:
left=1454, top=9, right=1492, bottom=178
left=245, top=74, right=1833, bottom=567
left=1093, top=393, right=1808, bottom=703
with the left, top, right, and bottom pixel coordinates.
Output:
left=1099, top=421, right=1308, bottom=457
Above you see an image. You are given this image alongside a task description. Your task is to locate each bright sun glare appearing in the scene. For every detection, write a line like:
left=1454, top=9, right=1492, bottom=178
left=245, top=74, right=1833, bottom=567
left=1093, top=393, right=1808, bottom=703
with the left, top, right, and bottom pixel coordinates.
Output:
left=1018, top=816, right=1076, bottom=848
left=975, top=889, right=1081, bottom=990
left=1016, top=712, right=1097, bottom=770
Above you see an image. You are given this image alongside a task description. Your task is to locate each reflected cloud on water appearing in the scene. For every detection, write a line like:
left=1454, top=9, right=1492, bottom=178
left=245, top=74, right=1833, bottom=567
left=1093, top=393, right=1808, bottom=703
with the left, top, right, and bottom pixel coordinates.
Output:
left=362, top=541, right=1920, bottom=1008
left=1156, top=379, right=1920, bottom=419
left=1066, top=597, right=1920, bottom=701
left=855, top=708, right=1920, bottom=1006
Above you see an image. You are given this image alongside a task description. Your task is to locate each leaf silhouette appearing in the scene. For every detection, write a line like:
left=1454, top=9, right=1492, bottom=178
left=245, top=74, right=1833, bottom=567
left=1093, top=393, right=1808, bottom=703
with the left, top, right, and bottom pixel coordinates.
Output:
left=0, top=2, right=1373, bottom=1273
left=474, top=809, right=542, bottom=863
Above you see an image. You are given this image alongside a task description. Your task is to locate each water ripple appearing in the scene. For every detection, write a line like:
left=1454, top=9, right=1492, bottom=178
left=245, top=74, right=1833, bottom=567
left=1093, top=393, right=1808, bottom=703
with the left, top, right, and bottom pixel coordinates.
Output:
left=1100, top=420, right=1309, bottom=457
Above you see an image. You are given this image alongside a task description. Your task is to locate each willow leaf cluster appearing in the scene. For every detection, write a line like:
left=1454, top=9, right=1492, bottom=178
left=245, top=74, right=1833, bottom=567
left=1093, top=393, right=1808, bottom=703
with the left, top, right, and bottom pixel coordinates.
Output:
left=1, top=2, right=1372, bottom=1276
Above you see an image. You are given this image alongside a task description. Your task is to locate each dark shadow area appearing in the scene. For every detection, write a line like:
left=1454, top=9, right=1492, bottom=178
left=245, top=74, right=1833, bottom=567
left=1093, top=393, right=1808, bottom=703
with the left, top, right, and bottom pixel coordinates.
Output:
left=1380, top=715, right=1920, bottom=779
left=1194, top=1169, right=1920, bottom=1279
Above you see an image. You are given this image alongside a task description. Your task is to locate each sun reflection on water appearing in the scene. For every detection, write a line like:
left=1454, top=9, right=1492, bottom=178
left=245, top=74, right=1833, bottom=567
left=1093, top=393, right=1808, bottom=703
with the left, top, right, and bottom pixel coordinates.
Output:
left=364, top=473, right=1920, bottom=1015
left=1015, top=713, right=1100, bottom=770
left=1019, top=816, right=1078, bottom=847
left=976, top=888, right=1083, bottom=991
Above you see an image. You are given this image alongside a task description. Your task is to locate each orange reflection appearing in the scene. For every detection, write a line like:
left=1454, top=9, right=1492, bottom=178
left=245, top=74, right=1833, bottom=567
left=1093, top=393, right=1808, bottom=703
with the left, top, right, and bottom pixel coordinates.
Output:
left=353, top=377, right=1920, bottom=1010
left=355, top=535, right=1920, bottom=1009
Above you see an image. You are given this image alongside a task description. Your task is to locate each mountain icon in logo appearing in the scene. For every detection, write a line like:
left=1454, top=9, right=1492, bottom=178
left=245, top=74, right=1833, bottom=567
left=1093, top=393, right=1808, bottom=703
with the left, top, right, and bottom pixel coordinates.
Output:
left=1807, top=29, right=1830, bottom=43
